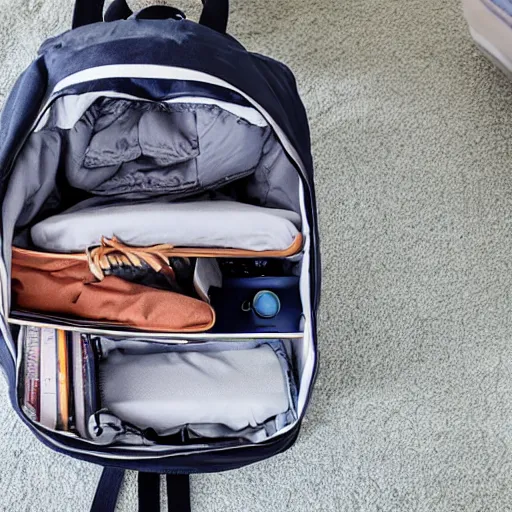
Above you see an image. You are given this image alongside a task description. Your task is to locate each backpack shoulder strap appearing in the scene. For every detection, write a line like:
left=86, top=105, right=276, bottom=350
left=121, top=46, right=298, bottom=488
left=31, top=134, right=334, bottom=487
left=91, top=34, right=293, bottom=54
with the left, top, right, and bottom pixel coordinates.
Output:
left=104, top=0, right=132, bottom=22
left=166, top=474, right=191, bottom=512
left=90, top=468, right=191, bottom=512
left=138, top=472, right=160, bottom=512
left=72, top=0, right=104, bottom=29
left=90, top=467, right=125, bottom=512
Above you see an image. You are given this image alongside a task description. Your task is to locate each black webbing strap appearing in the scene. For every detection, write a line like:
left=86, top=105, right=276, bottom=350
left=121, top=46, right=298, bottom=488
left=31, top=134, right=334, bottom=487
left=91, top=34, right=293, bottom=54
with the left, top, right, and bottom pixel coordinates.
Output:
left=90, top=467, right=125, bottom=512
left=90, top=470, right=191, bottom=512
left=138, top=472, right=161, bottom=512
left=166, top=474, right=191, bottom=512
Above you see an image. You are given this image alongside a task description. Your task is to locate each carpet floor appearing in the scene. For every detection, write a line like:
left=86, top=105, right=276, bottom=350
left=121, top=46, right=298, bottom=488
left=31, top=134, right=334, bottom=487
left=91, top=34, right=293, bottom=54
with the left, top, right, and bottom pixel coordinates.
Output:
left=2, top=1, right=512, bottom=510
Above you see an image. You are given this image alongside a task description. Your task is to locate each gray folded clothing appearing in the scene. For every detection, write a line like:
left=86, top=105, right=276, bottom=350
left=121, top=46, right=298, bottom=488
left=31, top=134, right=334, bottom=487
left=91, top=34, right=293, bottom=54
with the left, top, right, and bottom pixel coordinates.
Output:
left=63, top=99, right=271, bottom=197
left=31, top=200, right=302, bottom=253
left=99, top=344, right=291, bottom=434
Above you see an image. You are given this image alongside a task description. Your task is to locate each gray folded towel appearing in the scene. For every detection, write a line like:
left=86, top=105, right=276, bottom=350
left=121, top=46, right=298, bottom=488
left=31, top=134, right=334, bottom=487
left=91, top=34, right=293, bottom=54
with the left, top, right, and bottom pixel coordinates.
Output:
left=31, top=199, right=302, bottom=253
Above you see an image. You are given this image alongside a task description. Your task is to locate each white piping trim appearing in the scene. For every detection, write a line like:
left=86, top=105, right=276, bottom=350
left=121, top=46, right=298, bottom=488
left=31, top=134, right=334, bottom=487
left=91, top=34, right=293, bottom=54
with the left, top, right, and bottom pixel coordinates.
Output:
left=8, top=318, right=303, bottom=341
left=297, top=180, right=314, bottom=416
left=34, top=91, right=268, bottom=132
left=0, top=316, right=15, bottom=360
left=54, top=65, right=242, bottom=93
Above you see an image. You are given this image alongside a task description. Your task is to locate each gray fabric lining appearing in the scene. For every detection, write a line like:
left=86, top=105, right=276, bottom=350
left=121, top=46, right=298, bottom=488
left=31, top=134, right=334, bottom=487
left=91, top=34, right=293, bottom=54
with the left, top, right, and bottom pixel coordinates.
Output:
left=1, top=130, right=62, bottom=269
left=63, top=101, right=204, bottom=196
left=34, top=93, right=269, bottom=132
left=244, top=132, right=301, bottom=213
left=98, top=341, right=296, bottom=439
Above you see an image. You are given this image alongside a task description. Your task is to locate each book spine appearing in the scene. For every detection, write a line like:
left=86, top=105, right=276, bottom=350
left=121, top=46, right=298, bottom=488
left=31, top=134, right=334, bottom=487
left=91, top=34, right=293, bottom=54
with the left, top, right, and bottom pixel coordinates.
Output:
left=22, top=326, right=41, bottom=421
left=57, top=330, right=69, bottom=431
left=40, top=328, right=58, bottom=430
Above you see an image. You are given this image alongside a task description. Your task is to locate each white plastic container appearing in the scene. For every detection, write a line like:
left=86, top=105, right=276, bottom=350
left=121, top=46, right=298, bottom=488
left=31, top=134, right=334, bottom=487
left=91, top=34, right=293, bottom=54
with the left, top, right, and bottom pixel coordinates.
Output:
left=464, top=0, right=512, bottom=78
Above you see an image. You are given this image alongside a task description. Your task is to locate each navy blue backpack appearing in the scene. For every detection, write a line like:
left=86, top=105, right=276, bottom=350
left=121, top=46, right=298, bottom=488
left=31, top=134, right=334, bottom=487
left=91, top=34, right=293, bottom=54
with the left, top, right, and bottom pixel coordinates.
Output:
left=0, top=1, right=320, bottom=509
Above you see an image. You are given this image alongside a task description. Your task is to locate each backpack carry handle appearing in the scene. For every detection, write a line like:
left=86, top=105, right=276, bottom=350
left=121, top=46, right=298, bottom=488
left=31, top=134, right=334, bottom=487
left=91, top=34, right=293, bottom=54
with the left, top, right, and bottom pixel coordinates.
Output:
left=130, top=5, right=186, bottom=21
left=104, top=0, right=185, bottom=23
left=72, top=0, right=229, bottom=34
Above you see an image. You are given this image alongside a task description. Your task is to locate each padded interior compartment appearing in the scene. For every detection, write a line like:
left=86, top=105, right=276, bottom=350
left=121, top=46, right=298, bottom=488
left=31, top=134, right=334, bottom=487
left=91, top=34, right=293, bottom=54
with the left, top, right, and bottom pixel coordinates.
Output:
left=3, top=92, right=308, bottom=339
left=96, top=338, right=297, bottom=445
left=16, top=326, right=301, bottom=450
left=10, top=248, right=304, bottom=334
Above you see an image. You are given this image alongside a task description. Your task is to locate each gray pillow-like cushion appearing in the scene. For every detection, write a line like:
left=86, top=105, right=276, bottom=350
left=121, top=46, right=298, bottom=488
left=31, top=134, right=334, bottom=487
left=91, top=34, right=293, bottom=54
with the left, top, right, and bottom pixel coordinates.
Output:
left=99, top=344, right=290, bottom=433
left=31, top=200, right=302, bottom=253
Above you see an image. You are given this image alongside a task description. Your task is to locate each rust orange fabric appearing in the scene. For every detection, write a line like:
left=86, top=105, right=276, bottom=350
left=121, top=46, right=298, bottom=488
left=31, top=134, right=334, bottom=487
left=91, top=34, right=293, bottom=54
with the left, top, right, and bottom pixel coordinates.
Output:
left=11, top=248, right=215, bottom=332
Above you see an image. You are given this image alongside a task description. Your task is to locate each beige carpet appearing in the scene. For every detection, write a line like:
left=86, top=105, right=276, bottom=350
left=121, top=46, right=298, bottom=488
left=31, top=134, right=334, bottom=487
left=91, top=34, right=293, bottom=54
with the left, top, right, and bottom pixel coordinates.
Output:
left=2, top=0, right=512, bottom=510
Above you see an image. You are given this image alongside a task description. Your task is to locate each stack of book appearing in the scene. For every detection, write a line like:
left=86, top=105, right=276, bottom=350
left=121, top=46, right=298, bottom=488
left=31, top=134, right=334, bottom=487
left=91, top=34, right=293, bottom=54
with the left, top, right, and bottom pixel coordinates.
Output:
left=20, top=326, right=98, bottom=439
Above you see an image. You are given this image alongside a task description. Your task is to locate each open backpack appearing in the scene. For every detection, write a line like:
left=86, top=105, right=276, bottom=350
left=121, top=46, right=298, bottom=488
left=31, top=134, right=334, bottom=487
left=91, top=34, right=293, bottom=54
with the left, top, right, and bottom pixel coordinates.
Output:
left=0, top=0, right=320, bottom=510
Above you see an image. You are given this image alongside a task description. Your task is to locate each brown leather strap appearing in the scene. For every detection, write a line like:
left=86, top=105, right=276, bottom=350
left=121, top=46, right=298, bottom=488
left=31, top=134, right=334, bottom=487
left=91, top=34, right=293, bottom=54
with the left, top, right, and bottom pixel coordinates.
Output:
left=13, top=232, right=304, bottom=264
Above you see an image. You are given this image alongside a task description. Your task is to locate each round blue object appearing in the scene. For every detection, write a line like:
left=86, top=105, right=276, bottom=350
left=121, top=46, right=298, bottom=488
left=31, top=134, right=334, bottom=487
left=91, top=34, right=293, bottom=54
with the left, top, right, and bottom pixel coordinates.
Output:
left=253, top=290, right=281, bottom=318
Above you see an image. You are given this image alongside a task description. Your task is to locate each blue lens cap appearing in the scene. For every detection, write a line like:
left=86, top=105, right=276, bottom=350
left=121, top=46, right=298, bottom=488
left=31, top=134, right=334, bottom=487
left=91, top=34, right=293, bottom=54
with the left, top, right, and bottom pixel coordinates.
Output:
left=253, top=290, right=281, bottom=318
